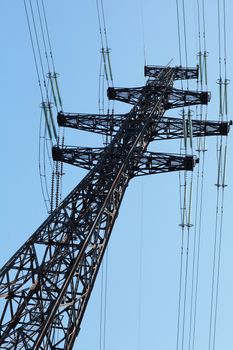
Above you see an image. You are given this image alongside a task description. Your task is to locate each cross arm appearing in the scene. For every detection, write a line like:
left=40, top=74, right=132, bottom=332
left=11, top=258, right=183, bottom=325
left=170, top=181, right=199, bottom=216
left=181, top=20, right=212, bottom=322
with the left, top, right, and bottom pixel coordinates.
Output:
left=52, top=146, right=197, bottom=176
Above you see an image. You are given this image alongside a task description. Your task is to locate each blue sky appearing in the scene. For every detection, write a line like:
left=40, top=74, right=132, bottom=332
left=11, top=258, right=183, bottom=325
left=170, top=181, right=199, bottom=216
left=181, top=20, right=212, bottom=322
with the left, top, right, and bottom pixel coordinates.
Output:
left=1, top=1, right=233, bottom=349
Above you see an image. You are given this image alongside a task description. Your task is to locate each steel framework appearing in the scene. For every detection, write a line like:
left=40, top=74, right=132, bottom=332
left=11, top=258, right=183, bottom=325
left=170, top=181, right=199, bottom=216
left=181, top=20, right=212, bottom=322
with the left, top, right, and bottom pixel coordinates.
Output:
left=0, top=65, right=230, bottom=349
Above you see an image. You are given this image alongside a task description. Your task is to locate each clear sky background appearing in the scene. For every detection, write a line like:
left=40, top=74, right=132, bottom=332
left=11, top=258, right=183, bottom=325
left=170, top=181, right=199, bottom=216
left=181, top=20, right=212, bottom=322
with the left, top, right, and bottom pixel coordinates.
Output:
left=1, top=1, right=233, bottom=350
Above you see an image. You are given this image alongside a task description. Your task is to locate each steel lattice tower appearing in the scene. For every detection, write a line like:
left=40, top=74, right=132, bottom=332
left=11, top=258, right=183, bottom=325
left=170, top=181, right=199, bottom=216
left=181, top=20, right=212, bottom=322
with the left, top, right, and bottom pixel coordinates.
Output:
left=0, top=65, right=230, bottom=349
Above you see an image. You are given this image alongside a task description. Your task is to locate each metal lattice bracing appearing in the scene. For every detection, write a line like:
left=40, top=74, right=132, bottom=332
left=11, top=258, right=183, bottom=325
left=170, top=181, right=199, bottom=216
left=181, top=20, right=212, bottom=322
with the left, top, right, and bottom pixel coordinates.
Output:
left=52, top=146, right=198, bottom=174
left=57, top=112, right=230, bottom=139
left=144, top=65, right=199, bottom=80
left=0, top=65, right=230, bottom=349
left=107, top=86, right=210, bottom=107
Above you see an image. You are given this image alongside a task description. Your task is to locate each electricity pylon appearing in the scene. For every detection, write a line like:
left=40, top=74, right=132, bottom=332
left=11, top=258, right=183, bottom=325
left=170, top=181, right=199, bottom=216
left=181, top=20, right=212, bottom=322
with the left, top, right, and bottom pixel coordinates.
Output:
left=0, top=65, right=230, bottom=349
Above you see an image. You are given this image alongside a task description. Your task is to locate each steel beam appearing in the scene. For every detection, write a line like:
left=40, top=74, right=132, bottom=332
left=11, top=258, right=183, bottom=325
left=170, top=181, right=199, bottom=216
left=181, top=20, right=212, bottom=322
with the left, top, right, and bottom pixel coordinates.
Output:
left=57, top=112, right=125, bottom=136
left=57, top=112, right=231, bottom=141
left=107, top=85, right=210, bottom=108
left=52, top=146, right=197, bottom=175
left=144, top=65, right=198, bottom=80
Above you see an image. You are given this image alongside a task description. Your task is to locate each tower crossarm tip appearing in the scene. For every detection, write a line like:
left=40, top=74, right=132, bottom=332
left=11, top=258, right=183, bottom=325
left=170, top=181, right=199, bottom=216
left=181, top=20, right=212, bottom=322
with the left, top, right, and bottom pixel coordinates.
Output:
left=107, top=86, right=145, bottom=105
left=132, top=152, right=197, bottom=177
left=164, top=88, right=210, bottom=109
left=57, top=111, right=126, bottom=135
left=52, top=146, right=104, bottom=170
left=149, top=117, right=231, bottom=141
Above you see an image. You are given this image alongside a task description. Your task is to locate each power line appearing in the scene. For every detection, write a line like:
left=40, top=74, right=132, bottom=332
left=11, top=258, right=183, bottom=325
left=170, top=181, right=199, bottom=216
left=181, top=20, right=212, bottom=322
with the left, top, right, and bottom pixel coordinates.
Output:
left=24, top=0, right=44, bottom=101
left=36, top=0, right=51, bottom=74
left=41, top=0, right=57, bottom=73
left=175, top=0, right=183, bottom=67
left=29, top=0, right=48, bottom=94
left=208, top=1, right=229, bottom=348
left=140, top=0, right=147, bottom=66
left=96, top=0, right=115, bottom=146
left=95, top=2, right=114, bottom=348
left=182, top=0, right=189, bottom=75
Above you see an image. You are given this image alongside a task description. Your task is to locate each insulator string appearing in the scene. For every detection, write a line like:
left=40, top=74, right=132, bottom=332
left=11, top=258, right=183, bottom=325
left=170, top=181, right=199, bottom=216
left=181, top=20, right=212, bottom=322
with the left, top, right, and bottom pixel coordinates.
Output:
left=24, top=0, right=64, bottom=213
